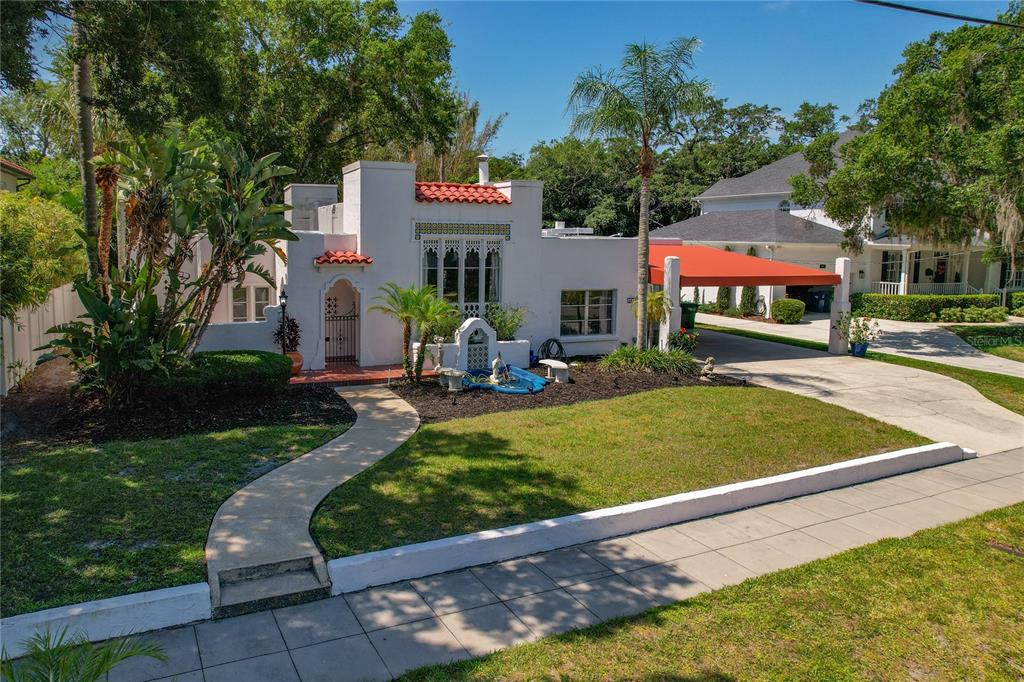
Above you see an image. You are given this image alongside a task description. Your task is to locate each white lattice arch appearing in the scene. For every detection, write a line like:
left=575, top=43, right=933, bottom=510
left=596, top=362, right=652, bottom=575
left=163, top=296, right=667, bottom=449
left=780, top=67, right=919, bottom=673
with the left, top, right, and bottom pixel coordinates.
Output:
left=452, top=317, right=498, bottom=371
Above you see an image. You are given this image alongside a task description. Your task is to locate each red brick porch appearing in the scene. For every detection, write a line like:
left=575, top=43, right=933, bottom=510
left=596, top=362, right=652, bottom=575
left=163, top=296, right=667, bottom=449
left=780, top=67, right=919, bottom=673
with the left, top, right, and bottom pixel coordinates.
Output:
left=290, top=363, right=434, bottom=387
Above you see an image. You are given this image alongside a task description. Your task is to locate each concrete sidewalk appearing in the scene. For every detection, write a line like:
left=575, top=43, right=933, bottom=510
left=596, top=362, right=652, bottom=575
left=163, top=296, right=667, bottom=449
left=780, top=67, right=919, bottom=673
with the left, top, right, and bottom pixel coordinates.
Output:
left=696, top=312, right=1024, bottom=378
left=205, top=387, right=420, bottom=612
left=109, top=448, right=1024, bottom=682
left=698, top=330, right=1024, bottom=456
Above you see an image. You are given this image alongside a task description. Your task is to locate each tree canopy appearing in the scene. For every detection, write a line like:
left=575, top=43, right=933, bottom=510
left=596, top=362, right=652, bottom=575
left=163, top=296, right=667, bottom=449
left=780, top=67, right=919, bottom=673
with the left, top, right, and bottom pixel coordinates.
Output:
left=791, top=4, right=1024, bottom=266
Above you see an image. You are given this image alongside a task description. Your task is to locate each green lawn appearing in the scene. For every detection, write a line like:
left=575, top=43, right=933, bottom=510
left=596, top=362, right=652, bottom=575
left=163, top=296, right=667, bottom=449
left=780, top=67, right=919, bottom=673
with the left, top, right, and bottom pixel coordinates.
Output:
left=698, top=322, right=1024, bottom=416
left=406, top=504, right=1024, bottom=681
left=945, top=324, right=1024, bottom=363
left=1, top=422, right=351, bottom=617
left=311, top=387, right=926, bottom=559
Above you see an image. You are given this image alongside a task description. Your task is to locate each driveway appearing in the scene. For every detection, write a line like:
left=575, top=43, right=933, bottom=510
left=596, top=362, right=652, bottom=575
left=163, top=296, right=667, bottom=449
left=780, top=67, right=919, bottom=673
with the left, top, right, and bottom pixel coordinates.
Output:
left=696, top=313, right=1024, bottom=378
left=699, top=330, right=1024, bottom=456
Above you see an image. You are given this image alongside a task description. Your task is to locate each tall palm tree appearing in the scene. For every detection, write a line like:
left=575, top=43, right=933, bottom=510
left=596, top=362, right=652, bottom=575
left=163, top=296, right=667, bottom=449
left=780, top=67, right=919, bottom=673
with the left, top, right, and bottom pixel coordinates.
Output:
left=568, top=38, right=706, bottom=349
left=371, top=282, right=430, bottom=381
left=413, top=294, right=459, bottom=382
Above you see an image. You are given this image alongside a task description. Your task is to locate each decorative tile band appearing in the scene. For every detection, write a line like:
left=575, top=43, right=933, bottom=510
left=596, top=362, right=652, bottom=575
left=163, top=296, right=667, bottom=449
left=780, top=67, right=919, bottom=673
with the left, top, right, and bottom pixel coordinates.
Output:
left=415, top=222, right=511, bottom=241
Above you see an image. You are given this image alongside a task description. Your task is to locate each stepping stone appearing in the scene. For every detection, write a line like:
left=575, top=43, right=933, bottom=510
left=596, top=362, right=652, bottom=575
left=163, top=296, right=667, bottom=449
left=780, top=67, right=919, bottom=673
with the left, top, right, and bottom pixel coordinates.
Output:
left=345, top=582, right=433, bottom=631
left=505, top=589, right=599, bottom=637
left=410, top=570, right=499, bottom=616
left=195, top=611, right=285, bottom=668
left=203, top=651, right=298, bottom=682
left=471, top=559, right=557, bottom=600
left=440, top=603, right=535, bottom=656
left=289, top=634, right=390, bottom=682
left=108, top=626, right=200, bottom=682
left=564, top=575, right=660, bottom=620
left=366, top=617, right=470, bottom=677
left=273, top=595, right=362, bottom=649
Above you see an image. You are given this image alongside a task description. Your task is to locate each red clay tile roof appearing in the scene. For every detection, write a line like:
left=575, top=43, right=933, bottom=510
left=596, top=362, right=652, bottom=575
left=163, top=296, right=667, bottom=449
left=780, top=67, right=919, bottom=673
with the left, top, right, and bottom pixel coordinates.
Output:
left=0, top=158, right=34, bottom=178
left=314, top=250, right=374, bottom=266
left=415, top=182, right=511, bottom=205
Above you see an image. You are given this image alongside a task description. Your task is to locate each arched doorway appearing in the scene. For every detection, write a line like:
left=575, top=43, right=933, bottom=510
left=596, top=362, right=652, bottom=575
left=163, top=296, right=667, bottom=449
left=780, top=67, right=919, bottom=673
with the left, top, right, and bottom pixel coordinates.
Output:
left=324, top=279, right=360, bottom=365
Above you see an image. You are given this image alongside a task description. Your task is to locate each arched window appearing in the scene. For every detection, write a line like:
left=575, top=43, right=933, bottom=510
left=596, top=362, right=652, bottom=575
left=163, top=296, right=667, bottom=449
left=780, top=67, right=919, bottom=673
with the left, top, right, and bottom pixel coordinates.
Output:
left=422, top=248, right=438, bottom=290
left=485, top=249, right=501, bottom=302
left=443, top=247, right=460, bottom=302
left=778, top=200, right=791, bottom=213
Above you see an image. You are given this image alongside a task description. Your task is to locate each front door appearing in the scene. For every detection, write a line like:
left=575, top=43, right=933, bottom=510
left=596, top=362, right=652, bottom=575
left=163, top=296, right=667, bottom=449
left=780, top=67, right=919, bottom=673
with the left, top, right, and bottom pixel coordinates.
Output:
left=325, top=297, right=358, bottom=364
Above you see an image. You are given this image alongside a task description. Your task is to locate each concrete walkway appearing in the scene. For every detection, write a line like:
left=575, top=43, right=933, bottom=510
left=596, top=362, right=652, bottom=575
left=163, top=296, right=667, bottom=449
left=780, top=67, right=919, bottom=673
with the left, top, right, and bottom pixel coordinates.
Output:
left=110, top=448, right=1024, bottom=682
left=699, top=330, right=1024, bottom=456
left=205, top=387, right=420, bottom=611
left=697, top=312, right=1024, bottom=378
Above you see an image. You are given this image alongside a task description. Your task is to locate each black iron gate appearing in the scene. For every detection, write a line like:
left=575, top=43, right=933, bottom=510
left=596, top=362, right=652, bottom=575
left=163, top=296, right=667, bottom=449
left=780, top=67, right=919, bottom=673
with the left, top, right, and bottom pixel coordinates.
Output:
left=325, top=297, right=358, bottom=363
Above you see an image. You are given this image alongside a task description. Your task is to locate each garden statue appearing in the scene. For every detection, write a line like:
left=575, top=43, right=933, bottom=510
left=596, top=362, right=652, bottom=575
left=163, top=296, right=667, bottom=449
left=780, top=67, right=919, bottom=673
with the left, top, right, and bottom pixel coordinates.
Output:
left=700, top=356, right=715, bottom=382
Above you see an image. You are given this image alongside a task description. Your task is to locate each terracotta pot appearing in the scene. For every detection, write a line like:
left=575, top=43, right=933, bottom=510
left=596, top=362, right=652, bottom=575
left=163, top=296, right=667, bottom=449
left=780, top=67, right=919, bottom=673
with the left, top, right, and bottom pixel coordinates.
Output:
left=286, top=351, right=303, bottom=376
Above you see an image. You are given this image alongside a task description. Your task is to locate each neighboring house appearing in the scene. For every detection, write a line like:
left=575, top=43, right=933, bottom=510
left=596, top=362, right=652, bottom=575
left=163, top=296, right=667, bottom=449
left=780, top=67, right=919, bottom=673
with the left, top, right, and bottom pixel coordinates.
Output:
left=651, top=130, right=1013, bottom=311
left=200, top=156, right=638, bottom=370
left=0, top=158, right=34, bottom=192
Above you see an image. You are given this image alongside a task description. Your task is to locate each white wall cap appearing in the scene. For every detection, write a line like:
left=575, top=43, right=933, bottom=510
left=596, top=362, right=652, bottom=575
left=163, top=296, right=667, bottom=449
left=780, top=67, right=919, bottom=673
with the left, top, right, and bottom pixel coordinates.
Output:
left=342, top=160, right=417, bottom=174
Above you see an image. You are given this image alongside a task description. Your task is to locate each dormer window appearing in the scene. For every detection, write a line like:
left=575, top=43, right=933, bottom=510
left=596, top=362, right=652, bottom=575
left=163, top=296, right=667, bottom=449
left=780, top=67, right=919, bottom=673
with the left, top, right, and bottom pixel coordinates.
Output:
left=778, top=200, right=791, bottom=213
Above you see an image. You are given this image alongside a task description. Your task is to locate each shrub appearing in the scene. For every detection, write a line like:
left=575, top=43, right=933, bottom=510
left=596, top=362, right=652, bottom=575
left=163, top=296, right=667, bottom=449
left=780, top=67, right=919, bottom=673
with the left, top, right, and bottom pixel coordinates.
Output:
left=485, top=303, right=527, bottom=341
left=1010, top=292, right=1024, bottom=310
left=149, top=350, right=291, bottom=398
left=724, top=307, right=742, bottom=318
left=668, top=328, right=699, bottom=353
left=938, top=306, right=1008, bottom=323
left=272, top=316, right=301, bottom=352
left=0, top=192, right=85, bottom=320
left=771, top=298, right=805, bottom=324
left=698, top=303, right=720, bottom=314
left=599, top=346, right=697, bottom=374
left=850, top=293, right=999, bottom=322
left=716, top=286, right=732, bottom=311
left=1014, top=306, right=1024, bottom=317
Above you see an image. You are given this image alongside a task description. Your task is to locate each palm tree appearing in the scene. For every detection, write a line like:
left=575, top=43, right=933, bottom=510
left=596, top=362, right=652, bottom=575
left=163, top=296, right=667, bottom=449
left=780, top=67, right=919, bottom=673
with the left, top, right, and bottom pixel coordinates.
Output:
left=413, top=294, right=460, bottom=382
left=568, top=38, right=706, bottom=349
left=371, top=282, right=429, bottom=381
left=2, top=627, right=165, bottom=682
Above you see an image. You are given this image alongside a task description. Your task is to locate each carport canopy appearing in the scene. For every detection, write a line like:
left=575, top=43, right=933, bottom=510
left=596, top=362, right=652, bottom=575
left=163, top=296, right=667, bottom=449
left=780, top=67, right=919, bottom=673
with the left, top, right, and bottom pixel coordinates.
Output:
left=649, top=243, right=841, bottom=287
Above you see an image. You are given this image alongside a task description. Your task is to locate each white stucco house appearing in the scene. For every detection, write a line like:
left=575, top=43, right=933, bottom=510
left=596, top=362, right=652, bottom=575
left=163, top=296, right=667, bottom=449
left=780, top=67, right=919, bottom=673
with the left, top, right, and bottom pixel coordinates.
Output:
left=1, top=158, right=34, bottom=192
left=200, top=156, right=639, bottom=370
left=652, top=130, right=1015, bottom=312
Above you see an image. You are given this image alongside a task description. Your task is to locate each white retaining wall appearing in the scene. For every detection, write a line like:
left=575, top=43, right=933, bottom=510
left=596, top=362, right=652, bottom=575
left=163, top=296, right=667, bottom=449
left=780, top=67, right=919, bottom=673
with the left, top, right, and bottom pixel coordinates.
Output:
left=327, top=442, right=971, bottom=593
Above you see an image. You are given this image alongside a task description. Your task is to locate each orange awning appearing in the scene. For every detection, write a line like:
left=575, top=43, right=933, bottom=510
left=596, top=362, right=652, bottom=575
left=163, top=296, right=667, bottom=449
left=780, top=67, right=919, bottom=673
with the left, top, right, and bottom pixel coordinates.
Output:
left=649, top=244, right=841, bottom=287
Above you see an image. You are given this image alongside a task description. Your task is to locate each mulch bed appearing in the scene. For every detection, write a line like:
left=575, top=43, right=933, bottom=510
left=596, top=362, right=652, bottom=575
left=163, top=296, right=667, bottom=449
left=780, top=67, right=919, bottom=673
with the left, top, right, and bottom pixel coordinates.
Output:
left=390, top=361, right=745, bottom=424
left=1, top=358, right=356, bottom=449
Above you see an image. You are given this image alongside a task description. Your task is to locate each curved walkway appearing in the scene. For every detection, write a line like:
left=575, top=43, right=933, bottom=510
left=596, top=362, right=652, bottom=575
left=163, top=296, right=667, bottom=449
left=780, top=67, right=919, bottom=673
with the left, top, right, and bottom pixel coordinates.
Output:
left=206, top=386, right=419, bottom=609
left=700, top=330, right=1024, bottom=455
left=697, top=312, right=1024, bottom=378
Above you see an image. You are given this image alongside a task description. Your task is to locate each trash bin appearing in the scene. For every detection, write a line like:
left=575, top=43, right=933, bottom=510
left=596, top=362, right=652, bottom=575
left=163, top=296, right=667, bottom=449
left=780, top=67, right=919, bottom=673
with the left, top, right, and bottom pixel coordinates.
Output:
left=680, top=302, right=699, bottom=329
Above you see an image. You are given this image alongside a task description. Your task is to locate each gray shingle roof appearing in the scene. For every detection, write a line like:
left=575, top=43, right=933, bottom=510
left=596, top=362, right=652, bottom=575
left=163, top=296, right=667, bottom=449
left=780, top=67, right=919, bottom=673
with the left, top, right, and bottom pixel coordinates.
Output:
left=651, top=209, right=844, bottom=244
left=696, top=130, right=860, bottom=200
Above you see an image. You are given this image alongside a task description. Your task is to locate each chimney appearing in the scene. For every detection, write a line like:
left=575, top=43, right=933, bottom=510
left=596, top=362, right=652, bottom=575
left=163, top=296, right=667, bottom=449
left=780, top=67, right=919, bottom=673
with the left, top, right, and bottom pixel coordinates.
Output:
left=476, top=154, right=490, bottom=184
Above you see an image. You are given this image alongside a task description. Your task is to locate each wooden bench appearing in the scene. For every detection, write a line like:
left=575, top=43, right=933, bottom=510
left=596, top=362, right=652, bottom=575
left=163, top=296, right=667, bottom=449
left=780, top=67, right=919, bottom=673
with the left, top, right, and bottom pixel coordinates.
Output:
left=538, top=359, right=570, bottom=383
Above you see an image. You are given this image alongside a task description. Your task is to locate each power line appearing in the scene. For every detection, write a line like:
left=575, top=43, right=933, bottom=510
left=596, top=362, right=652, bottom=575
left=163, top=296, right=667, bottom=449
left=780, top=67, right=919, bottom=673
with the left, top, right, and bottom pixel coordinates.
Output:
left=854, top=0, right=1024, bottom=30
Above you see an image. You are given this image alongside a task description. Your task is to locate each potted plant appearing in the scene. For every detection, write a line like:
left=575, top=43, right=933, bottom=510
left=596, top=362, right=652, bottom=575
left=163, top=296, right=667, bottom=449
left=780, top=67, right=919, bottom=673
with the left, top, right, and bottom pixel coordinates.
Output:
left=834, top=312, right=881, bottom=357
left=274, top=315, right=303, bottom=375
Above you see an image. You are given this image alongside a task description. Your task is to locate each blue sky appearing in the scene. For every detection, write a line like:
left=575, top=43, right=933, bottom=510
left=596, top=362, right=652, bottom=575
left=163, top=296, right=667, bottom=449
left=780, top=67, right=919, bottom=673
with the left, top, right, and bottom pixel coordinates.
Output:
left=399, top=1, right=1009, bottom=156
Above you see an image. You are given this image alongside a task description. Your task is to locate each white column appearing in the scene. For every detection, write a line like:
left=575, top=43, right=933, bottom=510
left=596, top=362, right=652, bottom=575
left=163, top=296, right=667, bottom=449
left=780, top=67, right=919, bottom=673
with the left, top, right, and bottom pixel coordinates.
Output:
left=961, top=250, right=971, bottom=293
left=659, top=256, right=681, bottom=351
left=898, top=250, right=910, bottom=295
left=985, top=261, right=1001, bottom=293
left=829, top=257, right=852, bottom=355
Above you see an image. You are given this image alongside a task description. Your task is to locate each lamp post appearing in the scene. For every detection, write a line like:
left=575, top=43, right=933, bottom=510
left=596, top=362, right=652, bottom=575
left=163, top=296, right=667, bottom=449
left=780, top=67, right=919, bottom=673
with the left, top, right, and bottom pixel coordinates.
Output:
left=279, top=288, right=289, bottom=355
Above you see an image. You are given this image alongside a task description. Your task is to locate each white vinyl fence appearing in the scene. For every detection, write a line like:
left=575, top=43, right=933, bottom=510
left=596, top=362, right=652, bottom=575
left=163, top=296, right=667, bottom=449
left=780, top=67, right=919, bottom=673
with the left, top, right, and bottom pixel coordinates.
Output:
left=0, top=282, right=84, bottom=396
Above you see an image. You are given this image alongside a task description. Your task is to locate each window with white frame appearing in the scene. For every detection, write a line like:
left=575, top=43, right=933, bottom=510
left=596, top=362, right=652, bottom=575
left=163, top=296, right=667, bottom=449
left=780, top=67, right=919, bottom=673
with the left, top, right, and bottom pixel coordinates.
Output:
left=253, top=287, right=270, bottom=321
left=880, top=251, right=902, bottom=283
left=420, top=238, right=502, bottom=316
left=232, top=287, right=248, bottom=322
left=560, top=290, right=614, bottom=336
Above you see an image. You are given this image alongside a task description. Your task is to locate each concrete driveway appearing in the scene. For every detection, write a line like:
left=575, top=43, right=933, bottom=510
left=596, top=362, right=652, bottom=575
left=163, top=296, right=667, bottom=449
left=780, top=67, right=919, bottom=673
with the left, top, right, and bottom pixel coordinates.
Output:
left=696, top=313, right=1024, bottom=378
left=699, top=330, right=1024, bottom=456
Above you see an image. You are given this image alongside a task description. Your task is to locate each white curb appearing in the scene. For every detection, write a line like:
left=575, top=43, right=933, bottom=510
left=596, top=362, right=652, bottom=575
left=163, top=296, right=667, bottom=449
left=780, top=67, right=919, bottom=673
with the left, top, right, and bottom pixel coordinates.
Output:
left=0, top=583, right=210, bottom=658
left=327, top=442, right=973, bottom=593
left=1, top=442, right=972, bottom=655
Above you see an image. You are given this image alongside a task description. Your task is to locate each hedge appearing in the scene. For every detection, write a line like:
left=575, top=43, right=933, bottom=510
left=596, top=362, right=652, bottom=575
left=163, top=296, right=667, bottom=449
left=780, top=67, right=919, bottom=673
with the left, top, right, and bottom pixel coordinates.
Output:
left=850, top=293, right=999, bottom=322
left=149, top=350, right=292, bottom=398
left=771, top=298, right=805, bottom=324
left=1010, top=291, right=1024, bottom=310
left=938, top=307, right=1008, bottom=323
